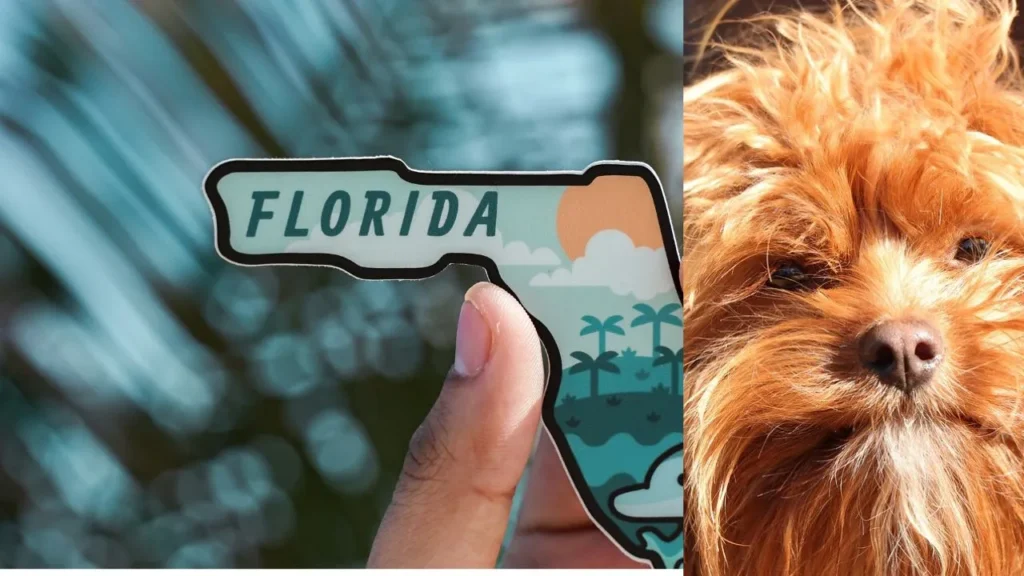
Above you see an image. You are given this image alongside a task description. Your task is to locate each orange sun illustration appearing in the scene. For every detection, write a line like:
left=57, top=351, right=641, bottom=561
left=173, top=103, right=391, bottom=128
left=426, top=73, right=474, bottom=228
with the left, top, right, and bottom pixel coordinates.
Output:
left=555, top=175, right=664, bottom=261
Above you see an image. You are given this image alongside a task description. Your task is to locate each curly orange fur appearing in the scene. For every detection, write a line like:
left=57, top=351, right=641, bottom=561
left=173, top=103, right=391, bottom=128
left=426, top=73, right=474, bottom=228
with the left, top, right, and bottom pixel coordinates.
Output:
left=684, top=1, right=1024, bottom=574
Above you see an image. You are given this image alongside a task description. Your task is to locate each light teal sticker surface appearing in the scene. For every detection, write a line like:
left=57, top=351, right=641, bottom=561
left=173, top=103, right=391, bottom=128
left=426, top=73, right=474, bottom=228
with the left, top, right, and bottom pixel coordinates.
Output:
left=202, top=156, right=683, bottom=569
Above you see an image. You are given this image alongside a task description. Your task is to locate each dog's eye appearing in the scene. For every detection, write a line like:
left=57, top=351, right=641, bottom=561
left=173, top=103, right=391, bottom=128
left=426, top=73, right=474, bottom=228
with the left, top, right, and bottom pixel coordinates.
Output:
left=767, top=262, right=811, bottom=290
left=954, top=237, right=989, bottom=263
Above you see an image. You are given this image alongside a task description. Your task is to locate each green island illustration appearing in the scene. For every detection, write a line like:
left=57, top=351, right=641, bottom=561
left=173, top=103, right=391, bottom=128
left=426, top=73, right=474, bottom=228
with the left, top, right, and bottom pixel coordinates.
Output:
left=202, top=156, right=683, bottom=569
left=558, top=306, right=682, bottom=568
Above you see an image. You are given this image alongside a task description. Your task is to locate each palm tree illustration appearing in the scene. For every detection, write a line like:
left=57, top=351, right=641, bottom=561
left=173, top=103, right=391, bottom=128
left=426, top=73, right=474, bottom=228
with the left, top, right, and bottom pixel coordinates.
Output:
left=652, top=346, right=683, bottom=396
left=631, top=303, right=682, bottom=351
left=569, top=351, right=620, bottom=397
left=580, top=315, right=625, bottom=354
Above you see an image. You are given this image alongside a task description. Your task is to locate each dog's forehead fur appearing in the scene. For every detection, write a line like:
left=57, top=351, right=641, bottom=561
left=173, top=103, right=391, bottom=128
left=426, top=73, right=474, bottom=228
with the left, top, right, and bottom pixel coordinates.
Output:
left=685, top=0, right=1024, bottom=283
left=683, top=1, right=1024, bottom=575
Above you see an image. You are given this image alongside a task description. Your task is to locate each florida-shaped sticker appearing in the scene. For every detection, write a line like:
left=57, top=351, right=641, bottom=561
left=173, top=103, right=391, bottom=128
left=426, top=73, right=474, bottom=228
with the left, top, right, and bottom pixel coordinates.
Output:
left=202, top=156, right=683, bottom=569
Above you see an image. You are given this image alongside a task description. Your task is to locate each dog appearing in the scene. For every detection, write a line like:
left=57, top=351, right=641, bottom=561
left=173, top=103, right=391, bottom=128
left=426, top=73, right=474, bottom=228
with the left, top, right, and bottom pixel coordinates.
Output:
left=683, top=0, right=1024, bottom=574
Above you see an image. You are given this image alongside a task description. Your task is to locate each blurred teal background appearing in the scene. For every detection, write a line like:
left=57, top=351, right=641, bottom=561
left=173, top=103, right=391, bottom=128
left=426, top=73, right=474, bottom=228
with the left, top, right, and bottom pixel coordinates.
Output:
left=0, top=0, right=681, bottom=568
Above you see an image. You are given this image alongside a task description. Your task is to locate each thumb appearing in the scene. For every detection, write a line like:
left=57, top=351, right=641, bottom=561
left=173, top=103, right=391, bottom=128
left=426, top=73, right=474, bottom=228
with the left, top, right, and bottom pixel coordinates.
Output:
left=367, top=281, right=545, bottom=568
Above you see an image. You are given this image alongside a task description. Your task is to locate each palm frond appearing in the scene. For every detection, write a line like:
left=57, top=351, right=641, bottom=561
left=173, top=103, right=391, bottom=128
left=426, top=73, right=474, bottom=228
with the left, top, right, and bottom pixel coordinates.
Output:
left=570, top=351, right=594, bottom=363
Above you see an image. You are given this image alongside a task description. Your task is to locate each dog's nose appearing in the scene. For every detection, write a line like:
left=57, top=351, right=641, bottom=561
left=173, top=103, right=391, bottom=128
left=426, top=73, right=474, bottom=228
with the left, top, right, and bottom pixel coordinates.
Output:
left=857, top=319, right=944, bottom=392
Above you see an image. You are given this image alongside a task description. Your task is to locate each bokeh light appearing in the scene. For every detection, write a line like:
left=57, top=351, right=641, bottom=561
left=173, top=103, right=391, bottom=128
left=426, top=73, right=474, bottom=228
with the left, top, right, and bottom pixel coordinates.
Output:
left=0, top=0, right=681, bottom=568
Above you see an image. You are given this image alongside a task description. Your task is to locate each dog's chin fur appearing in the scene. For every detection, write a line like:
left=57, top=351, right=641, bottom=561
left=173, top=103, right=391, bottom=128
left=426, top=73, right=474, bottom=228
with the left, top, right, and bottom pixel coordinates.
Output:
left=683, top=0, right=1024, bottom=574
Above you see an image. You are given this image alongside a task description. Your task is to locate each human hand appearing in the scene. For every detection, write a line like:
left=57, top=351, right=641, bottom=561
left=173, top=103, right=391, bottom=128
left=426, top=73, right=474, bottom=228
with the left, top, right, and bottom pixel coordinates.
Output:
left=367, top=282, right=645, bottom=568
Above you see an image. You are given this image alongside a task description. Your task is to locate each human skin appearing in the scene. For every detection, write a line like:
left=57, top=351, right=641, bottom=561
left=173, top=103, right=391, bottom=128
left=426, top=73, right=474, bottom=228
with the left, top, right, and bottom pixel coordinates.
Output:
left=366, top=281, right=648, bottom=568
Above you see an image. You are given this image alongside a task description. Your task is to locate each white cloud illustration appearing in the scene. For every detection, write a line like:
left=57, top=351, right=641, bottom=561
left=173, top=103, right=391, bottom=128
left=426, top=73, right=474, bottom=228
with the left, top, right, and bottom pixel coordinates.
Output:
left=528, top=229, right=673, bottom=301
left=502, top=240, right=560, bottom=265
left=284, top=188, right=559, bottom=268
left=611, top=446, right=682, bottom=520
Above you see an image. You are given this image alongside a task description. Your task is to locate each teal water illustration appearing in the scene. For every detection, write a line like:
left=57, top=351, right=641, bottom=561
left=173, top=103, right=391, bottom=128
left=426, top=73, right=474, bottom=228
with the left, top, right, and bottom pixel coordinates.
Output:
left=567, top=433, right=681, bottom=485
left=641, top=529, right=684, bottom=570
left=569, top=433, right=682, bottom=557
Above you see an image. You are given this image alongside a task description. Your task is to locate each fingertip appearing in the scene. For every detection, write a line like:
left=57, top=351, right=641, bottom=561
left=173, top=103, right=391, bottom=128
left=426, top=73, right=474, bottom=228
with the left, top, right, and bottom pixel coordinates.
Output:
left=464, top=282, right=544, bottom=384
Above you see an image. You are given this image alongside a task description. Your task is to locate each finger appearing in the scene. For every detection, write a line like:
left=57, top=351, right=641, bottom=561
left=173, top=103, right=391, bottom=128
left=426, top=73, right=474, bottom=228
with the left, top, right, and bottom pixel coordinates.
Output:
left=368, top=282, right=545, bottom=568
left=502, top=434, right=646, bottom=568
left=504, top=526, right=647, bottom=568
left=512, top=432, right=593, bottom=533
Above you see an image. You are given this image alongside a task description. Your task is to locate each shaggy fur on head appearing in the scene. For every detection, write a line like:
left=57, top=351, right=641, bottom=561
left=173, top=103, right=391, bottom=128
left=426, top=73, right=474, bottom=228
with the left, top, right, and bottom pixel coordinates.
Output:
left=683, top=0, right=1024, bottom=574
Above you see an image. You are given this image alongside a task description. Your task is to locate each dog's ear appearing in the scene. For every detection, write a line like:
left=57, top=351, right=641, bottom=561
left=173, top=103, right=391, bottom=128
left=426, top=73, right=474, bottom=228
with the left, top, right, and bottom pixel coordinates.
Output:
left=682, top=68, right=781, bottom=259
left=929, top=1, right=1024, bottom=147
